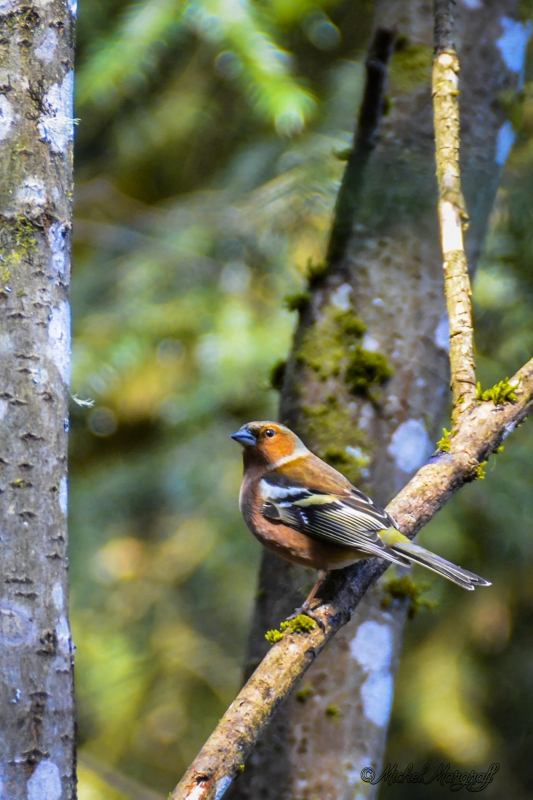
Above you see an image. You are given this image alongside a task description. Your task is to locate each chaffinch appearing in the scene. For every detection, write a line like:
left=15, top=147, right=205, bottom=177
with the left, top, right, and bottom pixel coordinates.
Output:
left=231, top=420, right=490, bottom=626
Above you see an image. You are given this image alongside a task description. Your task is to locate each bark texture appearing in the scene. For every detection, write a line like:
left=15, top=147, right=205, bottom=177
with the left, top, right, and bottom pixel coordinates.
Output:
left=0, top=1, right=76, bottom=798
left=231, top=2, right=528, bottom=799
left=172, top=354, right=533, bottom=800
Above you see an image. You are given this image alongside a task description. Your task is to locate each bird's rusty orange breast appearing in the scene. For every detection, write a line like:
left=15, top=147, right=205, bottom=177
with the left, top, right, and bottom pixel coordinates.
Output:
left=239, top=467, right=363, bottom=572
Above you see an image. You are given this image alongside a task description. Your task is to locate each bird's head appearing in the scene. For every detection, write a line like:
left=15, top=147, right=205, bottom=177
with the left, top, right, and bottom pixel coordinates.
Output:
left=231, top=421, right=308, bottom=469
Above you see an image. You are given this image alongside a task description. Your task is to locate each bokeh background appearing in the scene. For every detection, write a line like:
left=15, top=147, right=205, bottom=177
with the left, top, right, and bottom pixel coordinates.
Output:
left=71, top=2, right=533, bottom=798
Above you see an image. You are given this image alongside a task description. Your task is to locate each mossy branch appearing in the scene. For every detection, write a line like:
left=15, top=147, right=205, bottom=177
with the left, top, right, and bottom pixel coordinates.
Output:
left=170, top=356, right=533, bottom=800
left=432, top=0, right=476, bottom=420
left=265, top=614, right=316, bottom=644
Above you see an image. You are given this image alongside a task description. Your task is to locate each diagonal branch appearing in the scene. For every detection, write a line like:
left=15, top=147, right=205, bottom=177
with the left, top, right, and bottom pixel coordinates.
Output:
left=171, top=357, right=533, bottom=800
left=170, top=7, right=527, bottom=799
left=433, top=0, right=476, bottom=419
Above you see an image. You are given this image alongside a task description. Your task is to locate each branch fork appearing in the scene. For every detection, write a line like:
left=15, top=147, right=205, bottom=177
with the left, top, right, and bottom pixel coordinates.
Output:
left=171, top=357, right=533, bottom=800
left=169, top=5, right=531, bottom=797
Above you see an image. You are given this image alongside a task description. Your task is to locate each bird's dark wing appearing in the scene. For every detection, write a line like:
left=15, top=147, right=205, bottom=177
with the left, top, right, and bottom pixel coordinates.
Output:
left=258, top=474, right=408, bottom=566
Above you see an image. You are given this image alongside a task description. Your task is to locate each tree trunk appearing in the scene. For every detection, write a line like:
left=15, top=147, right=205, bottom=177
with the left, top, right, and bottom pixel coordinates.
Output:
left=0, top=1, right=76, bottom=798
left=231, top=2, right=527, bottom=798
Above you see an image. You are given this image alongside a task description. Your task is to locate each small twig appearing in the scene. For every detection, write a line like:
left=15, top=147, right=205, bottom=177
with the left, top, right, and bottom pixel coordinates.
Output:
left=434, top=0, right=455, bottom=52
left=326, top=27, right=397, bottom=272
left=171, top=357, right=533, bottom=800
left=433, top=0, right=476, bottom=418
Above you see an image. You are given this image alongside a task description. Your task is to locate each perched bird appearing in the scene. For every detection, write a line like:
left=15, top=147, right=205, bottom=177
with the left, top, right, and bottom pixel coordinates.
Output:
left=231, top=420, right=490, bottom=626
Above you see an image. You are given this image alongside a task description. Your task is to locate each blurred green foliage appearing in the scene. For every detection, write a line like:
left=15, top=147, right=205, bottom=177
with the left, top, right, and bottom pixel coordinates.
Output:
left=73, top=1, right=371, bottom=796
left=71, top=1, right=533, bottom=798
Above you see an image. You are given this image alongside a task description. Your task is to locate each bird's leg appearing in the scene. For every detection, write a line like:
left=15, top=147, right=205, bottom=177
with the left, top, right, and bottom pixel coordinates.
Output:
left=303, top=569, right=328, bottom=610
left=286, top=570, right=328, bottom=631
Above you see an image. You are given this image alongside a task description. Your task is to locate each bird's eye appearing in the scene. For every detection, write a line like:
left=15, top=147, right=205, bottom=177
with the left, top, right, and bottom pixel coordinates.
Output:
left=264, top=428, right=276, bottom=438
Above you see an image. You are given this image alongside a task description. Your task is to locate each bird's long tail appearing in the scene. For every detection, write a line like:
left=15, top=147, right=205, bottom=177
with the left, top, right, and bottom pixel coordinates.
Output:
left=381, top=530, right=491, bottom=591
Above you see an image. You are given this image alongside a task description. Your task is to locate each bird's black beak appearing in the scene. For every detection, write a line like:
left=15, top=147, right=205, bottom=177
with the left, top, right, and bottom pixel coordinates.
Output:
left=231, top=429, right=257, bottom=446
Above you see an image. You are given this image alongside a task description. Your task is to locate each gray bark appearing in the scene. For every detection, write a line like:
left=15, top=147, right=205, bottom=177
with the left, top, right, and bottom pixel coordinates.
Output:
left=231, top=2, right=528, bottom=799
left=0, top=1, right=76, bottom=798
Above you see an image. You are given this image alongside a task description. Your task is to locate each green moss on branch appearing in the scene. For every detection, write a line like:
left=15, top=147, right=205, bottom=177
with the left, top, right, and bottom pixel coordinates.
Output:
left=437, top=427, right=452, bottom=452
left=475, top=461, right=488, bottom=480
left=476, top=378, right=519, bottom=405
left=265, top=614, right=316, bottom=644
